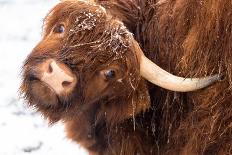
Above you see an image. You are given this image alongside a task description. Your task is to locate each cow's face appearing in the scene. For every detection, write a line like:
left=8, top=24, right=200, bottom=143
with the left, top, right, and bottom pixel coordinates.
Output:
left=21, top=1, right=150, bottom=123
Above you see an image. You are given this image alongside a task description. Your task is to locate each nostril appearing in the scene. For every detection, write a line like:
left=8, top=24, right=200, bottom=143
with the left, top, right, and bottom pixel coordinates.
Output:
left=28, top=74, right=39, bottom=81
left=48, top=63, right=53, bottom=74
left=62, top=81, right=72, bottom=87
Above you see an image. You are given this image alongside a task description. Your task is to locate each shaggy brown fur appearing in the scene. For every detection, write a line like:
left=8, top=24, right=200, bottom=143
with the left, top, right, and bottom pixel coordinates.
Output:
left=99, top=0, right=232, bottom=154
left=21, top=0, right=232, bottom=155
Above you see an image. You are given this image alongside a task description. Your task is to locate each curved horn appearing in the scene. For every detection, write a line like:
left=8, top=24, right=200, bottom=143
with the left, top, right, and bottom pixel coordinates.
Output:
left=140, top=55, right=221, bottom=92
left=131, top=39, right=221, bottom=92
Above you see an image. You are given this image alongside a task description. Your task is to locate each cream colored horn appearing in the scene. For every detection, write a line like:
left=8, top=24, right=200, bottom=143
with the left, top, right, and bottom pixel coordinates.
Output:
left=132, top=40, right=220, bottom=92
left=140, top=56, right=220, bottom=92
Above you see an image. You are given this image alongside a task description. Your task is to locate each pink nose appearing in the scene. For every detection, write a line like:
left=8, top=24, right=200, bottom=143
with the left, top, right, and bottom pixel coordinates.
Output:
left=39, top=59, right=77, bottom=95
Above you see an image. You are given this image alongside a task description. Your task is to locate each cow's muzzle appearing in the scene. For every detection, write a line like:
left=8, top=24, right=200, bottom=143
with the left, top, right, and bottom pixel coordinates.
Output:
left=37, top=59, right=77, bottom=95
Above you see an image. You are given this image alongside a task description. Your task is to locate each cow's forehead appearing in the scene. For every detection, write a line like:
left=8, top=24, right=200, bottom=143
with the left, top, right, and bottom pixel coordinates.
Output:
left=43, top=1, right=107, bottom=36
left=70, top=8, right=106, bottom=32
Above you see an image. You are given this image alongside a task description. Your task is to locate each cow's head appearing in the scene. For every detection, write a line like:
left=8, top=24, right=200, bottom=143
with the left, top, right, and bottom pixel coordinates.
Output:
left=20, top=1, right=219, bottom=123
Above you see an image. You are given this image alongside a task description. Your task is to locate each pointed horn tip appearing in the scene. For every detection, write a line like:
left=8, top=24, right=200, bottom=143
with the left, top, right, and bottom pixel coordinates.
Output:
left=139, top=55, right=222, bottom=92
left=193, top=74, right=221, bottom=89
left=210, top=74, right=222, bottom=81
left=193, top=74, right=221, bottom=81
left=216, top=74, right=224, bottom=81
left=203, top=74, right=223, bottom=85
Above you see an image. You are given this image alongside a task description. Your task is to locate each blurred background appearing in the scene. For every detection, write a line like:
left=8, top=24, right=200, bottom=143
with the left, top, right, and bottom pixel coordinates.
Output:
left=0, top=0, right=87, bottom=154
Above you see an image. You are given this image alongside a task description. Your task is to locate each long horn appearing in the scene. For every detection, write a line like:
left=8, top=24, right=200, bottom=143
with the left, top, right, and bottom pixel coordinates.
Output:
left=131, top=39, right=221, bottom=92
left=140, top=56, right=220, bottom=92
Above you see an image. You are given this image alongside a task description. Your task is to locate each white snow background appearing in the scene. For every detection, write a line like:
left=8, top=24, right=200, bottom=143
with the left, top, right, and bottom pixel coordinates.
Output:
left=0, top=0, right=88, bottom=154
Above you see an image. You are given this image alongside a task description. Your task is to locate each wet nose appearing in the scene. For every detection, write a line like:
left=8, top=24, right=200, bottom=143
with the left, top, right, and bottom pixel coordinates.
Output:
left=40, top=59, right=77, bottom=95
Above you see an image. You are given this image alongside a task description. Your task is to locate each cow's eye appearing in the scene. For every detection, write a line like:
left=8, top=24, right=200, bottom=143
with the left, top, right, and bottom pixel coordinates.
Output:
left=105, top=69, right=116, bottom=79
left=53, top=24, right=65, bottom=33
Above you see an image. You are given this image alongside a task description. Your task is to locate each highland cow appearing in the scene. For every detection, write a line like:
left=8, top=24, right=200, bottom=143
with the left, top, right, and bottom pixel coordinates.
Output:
left=21, top=0, right=231, bottom=155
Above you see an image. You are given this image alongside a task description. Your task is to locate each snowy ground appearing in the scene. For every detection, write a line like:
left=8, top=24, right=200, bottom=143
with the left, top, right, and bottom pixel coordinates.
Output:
left=0, top=1, right=87, bottom=154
